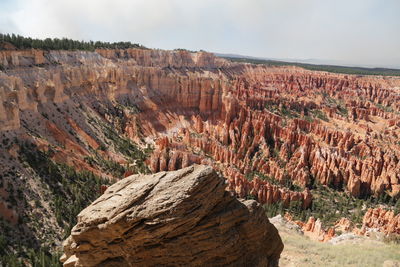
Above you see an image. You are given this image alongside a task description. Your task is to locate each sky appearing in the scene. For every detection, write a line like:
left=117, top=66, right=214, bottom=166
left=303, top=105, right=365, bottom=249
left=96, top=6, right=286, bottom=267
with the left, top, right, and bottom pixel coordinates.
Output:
left=1, top=0, right=399, bottom=68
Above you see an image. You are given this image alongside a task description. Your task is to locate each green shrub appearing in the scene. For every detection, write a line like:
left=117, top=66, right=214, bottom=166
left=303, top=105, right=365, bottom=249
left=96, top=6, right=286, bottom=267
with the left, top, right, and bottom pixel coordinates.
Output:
left=19, top=142, right=109, bottom=237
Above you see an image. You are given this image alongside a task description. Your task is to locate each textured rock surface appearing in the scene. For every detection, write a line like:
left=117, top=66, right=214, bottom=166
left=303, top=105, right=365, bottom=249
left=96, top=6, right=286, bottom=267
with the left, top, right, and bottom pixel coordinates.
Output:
left=360, top=208, right=400, bottom=236
left=1, top=47, right=400, bottom=257
left=1, top=48, right=400, bottom=203
left=284, top=208, right=400, bottom=242
left=283, top=213, right=335, bottom=242
left=334, top=208, right=400, bottom=237
left=61, top=165, right=283, bottom=267
left=334, top=217, right=354, bottom=233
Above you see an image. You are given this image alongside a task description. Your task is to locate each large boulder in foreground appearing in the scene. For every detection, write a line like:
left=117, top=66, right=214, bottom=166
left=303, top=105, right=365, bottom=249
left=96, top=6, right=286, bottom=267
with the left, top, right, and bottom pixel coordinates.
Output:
left=61, top=165, right=283, bottom=267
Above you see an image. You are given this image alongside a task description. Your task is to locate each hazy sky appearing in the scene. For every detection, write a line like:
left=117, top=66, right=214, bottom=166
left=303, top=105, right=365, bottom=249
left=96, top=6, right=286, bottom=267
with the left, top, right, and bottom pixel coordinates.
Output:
left=1, top=0, right=399, bottom=68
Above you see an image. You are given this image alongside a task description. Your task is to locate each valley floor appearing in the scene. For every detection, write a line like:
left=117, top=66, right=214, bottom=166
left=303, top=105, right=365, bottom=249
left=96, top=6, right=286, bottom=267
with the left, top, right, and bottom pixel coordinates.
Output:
left=272, top=217, right=400, bottom=267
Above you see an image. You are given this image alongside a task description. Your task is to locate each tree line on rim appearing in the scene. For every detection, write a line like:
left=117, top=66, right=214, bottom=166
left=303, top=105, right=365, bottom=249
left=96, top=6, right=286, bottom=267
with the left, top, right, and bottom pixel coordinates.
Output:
left=0, top=33, right=147, bottom=51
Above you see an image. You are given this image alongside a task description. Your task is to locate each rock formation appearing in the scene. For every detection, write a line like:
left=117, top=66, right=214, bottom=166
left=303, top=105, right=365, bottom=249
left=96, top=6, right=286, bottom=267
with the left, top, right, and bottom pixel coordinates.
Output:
left=333, top=208, right=400, bottom=237
left=1, top=47, right=400, bottom=259
left=283, top=207, right=400, bottom=242
left=61, top=165, right=284, bottom=267
left=1, top=48, right=400, bottom=204
left=283, top=213, right=335, bottom=242
left=334, top=217, right=354, bottom=233
left=359, top=208, right=400, bottom=236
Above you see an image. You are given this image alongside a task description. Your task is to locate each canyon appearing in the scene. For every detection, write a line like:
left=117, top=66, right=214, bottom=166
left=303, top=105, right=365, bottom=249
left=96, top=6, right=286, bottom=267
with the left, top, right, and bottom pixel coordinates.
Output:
left=282, top=207, right=400, bottom=243
left=0, top=47, right=399, bottom=264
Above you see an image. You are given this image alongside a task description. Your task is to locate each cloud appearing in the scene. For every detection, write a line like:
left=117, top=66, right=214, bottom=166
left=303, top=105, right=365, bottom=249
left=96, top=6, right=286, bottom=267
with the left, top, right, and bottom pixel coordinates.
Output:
left=1, top=0, right=399, bottom=67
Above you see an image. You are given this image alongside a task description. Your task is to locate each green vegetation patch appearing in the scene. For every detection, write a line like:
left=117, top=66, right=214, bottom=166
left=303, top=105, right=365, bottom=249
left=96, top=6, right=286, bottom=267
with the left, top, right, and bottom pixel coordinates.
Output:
left=224, top=56, right=400, bottom=76
left=19, top=142, right=109, bottom=236
left=0, top=226, right=61, bottom=267
left=265, top=102, right=300, bottom=119
left=102, top=123, right=151, bottom=174
left=0, top=33, right=147, bottom=51
left=264, top=182, right=400, bottom=228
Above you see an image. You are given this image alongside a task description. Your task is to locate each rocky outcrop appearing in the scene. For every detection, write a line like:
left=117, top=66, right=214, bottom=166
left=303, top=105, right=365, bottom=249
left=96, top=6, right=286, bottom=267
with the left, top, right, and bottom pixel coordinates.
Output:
left=283, top=213, right=335, bottom=242
left=334, top=217, right=354, bottom=233
left=96, top=48, right=227, bottom=69
left=61, top=165, right=284, bottom=267
left=0, top=49, right=46, bottom=68
left=226, top=169, right=313, bottom=208
left=283, top=208, right=400, bottom=242
left=1, top=48, right=400, bottom=204
left=359, top=208, right=400, bottom=236
left=336, top=208, right=400, bottom=237
left=301, top=217, right=335, bottom=242
left=2, top=47, right=400, bottom=258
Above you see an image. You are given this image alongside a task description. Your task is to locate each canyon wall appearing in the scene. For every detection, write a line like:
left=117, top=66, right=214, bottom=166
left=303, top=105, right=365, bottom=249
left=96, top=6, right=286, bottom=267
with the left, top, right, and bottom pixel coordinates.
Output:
left=1, top=47, right=400, bottom=216
left=1, top=47, right=400, bottom=261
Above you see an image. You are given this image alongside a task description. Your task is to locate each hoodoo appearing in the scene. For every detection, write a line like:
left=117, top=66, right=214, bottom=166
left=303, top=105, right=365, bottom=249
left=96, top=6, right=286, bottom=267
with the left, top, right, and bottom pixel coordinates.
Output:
left=1, top=0, right=400, bottom=265
left=0, top=42, right=399, bottom=266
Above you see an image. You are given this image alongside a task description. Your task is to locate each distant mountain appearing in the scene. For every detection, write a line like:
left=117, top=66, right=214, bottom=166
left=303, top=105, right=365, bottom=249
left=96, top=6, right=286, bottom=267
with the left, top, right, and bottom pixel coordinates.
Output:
left=214, top=53, right=400, bottom=70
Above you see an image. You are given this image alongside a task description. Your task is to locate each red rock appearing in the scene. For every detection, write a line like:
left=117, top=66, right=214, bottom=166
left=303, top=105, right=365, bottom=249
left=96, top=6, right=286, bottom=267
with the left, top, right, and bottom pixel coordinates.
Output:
left=1, top=48, right=400, bottom=237
left=334, top=217, right=354, bottom=232
left=361, top=208, right=400, bottom=235
left=285, top=214, right=335, bottom=242
left=99, top=185, right=108, bottom=195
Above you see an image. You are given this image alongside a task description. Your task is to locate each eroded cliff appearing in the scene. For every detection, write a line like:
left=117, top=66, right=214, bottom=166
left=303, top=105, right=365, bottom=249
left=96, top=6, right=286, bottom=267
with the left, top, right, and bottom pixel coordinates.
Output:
left=0, top=47, right=400, bottom=260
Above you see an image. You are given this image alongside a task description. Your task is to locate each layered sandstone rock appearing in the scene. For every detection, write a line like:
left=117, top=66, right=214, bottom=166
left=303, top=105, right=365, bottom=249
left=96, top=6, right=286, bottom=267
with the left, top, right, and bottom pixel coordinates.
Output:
left=334, top=217, right=354, bottom=233
left=283, top=213, right=335, bottom=242
left=2, top=48, right=400, bottom=251
left=61, top=165, right=284, bottom=267
left=360, top=208, right=400, bottom=236
left=0, top=49, right=46, bottom=67
left=302, top=217, right=335, bottom=242
left=334, top=208, right=400, bottom=237
left=2, top=47, right=399, bottom=203
left=96, top=48, right=227, bottom=68
left=283, top=208, right=400, bottom=242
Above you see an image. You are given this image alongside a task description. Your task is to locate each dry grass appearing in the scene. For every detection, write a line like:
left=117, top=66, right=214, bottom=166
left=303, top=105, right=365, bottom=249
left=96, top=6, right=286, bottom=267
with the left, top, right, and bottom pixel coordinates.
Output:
left=276, top=224, right=400, bottom=267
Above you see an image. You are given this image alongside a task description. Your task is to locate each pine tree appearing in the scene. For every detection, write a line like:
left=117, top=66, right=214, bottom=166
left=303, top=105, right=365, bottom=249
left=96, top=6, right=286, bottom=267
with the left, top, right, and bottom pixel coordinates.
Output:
left=0, top=33, right=147, bottom=51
